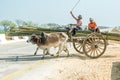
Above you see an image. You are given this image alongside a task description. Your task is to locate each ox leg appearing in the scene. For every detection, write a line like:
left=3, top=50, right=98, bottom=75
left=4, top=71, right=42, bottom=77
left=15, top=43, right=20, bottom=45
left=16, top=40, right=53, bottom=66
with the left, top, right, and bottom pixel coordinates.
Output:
left=42, top=49, right=46, bottom=59
left=46, top=49, right=50, bottom=55
left=41, top=49, right=47, bottom=59
left=46, top=48, right=54, bottom=56
left=44, top=48, right=49, bottom=55
left=56, top=44, right=63, bottom=57
left=34, top=47, right=39, bottom=56
left=64, top=45, right=69, bottom=57
left=42, top=48, right=50, bottom=59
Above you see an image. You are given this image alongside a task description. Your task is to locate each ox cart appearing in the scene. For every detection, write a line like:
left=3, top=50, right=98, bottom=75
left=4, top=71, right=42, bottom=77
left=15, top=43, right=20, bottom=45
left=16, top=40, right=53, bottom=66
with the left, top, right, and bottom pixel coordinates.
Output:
left=68, top=31, right=107, bottom=59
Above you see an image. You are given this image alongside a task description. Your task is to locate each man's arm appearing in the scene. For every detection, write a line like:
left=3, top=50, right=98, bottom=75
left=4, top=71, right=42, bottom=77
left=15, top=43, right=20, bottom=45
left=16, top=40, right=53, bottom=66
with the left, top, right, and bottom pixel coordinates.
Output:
left=70, top=11, right=77, bottom=20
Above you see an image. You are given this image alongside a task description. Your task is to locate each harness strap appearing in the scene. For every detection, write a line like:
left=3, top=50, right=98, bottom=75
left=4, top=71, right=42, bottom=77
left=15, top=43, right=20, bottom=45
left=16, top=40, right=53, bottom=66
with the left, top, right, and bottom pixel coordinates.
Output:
left=37, top=38, right=40, bottom=44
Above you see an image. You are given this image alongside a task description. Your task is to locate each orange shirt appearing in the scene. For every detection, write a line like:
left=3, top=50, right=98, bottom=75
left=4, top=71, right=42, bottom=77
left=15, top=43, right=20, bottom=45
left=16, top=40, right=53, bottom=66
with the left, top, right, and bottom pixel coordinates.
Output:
left=88, top=22, right=97, bottom=29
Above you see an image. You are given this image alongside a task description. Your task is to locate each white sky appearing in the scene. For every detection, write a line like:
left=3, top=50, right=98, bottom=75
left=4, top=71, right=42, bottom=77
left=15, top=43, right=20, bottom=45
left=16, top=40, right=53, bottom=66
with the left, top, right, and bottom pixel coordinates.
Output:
left=0, top=0, right=120, bottom=27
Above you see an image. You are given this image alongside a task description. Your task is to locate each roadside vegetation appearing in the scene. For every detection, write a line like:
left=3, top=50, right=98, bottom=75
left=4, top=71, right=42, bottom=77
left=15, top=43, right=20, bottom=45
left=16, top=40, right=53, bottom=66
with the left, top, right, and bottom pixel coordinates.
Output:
left=0, top=19, right=120, bottom=41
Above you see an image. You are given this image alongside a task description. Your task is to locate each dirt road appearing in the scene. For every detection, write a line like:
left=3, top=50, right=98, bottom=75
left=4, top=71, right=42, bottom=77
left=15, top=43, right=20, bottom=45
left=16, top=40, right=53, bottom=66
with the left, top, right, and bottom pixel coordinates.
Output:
left=0, top=40, right=120, bottom=80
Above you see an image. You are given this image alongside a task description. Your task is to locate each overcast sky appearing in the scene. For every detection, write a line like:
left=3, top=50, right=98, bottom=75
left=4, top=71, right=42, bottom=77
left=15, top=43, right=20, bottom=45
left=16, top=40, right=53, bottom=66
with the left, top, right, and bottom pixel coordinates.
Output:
left=0, top=0, right=120, bottom=27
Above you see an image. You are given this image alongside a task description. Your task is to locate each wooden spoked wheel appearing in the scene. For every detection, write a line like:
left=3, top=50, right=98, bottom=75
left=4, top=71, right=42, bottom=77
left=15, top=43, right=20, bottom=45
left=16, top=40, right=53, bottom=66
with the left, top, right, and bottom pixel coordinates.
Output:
left=73, top=37, right=84, bottom=54
left=83, top=33, right=107, bottom=58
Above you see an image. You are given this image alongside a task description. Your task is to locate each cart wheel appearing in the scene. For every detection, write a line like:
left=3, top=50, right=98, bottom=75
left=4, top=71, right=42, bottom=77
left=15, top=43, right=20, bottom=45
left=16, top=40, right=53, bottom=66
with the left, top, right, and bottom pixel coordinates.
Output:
left=73, top=37, right=84, bottom=54
left=83, top=33, right=107, bottom=58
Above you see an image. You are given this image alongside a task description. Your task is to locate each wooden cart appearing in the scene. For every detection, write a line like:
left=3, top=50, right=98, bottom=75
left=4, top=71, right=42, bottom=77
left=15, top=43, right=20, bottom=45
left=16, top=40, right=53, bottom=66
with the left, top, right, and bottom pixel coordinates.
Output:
left=72, top=32, right=107, bottom=58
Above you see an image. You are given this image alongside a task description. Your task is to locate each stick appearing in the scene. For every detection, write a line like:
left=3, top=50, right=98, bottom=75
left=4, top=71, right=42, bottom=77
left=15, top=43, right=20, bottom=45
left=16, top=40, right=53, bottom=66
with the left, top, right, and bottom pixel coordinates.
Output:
left=71, top=0, right=81, bottom=11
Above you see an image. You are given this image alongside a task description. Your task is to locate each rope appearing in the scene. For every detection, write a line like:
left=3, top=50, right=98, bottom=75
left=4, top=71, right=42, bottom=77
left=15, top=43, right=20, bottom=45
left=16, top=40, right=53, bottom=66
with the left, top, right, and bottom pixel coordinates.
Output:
left=71, top=0, right=81, bottom=11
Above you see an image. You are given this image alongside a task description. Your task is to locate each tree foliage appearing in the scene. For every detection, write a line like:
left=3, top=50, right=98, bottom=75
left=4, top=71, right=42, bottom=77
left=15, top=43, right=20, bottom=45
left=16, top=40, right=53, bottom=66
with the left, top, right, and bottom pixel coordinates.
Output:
left=16, top=19, right=38, bottom=28
left=40, top=23, right=60, bottom=29
left=15, top=19, right=27, bottom=27
left=25, top=21, right=38, bottom=27
left=0, top=20, right=16, bottom=34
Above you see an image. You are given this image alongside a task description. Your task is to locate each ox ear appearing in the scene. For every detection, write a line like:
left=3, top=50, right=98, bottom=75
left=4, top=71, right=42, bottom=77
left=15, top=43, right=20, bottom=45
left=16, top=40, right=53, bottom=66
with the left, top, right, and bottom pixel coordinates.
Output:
left=40, top=32, right=44, bottom=37
left=40, top=32, right=47, bottom=44
left=40, top=32, right=46, bottom=38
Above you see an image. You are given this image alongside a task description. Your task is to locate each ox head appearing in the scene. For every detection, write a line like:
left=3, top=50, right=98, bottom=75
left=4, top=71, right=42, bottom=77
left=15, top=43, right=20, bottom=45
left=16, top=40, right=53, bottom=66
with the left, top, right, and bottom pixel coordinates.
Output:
left=27, top=34, right=39, bottom=44
left=27, top=32, right=47, bottom=44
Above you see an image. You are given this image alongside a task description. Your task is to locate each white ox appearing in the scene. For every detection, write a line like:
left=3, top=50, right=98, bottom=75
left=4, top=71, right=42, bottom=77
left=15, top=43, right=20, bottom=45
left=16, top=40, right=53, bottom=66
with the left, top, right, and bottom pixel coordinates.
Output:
left=27, top=32, right=69, bottom=58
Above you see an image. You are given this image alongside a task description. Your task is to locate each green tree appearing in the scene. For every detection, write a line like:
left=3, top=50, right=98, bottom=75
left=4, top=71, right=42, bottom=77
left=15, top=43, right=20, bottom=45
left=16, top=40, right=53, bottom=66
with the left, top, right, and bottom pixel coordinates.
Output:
left=9, top=23, right=17, bottom=32
left=25, top=21, right=38, bottom=27
left=40, top=23, right=60, bottom=29
left=15, top=19, right=27, bottom=27
left=0, top=20, right=16, bottom=34
left=16, top=20, right=38, bottom=28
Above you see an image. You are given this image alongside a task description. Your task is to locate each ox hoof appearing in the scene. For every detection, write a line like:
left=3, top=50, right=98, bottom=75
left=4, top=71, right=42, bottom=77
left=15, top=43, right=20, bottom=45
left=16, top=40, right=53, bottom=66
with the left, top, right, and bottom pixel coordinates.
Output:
left=50, top=54, right=59, bottom=57
left=44, top=52, right=50, bottom=55
left=67, top=55, right=69, bottom=57
left=50, top=54, right=54, bottom=56
left=55, top=54, right=59, bottom=57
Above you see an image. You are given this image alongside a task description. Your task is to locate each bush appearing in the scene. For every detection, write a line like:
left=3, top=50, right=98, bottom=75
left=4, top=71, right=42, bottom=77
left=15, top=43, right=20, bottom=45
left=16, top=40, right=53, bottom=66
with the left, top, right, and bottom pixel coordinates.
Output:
left=0, top=30, right=5, bottom=34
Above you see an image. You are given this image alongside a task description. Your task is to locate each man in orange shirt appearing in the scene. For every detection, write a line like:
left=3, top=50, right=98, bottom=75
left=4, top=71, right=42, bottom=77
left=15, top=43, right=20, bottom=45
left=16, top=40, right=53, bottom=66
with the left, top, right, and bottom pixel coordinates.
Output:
left=88, top=18, right=100, bottom=33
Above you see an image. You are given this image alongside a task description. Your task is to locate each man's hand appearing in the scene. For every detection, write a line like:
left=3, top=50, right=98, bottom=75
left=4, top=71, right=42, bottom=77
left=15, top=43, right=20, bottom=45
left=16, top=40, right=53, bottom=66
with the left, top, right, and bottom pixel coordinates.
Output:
left=70, top=11, right=72, bottom=14
left=69, top=24, right=73, bottom=26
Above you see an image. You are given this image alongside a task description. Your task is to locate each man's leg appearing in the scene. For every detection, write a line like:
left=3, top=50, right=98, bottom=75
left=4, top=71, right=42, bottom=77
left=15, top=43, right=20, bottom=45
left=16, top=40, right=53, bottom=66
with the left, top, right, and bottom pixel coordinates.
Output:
left=72, top=28, right=76, bottom=36
left=78, top=27, right=82, bottom=31
left=95, top=28, right=101, bottom=33
left=89, top=28, right=94, bottom=32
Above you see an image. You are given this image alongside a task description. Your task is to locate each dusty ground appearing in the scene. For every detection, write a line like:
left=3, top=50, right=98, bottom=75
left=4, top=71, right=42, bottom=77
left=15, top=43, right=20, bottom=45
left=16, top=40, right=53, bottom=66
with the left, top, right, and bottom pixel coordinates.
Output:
left=40, top=40, right=120, bottom=80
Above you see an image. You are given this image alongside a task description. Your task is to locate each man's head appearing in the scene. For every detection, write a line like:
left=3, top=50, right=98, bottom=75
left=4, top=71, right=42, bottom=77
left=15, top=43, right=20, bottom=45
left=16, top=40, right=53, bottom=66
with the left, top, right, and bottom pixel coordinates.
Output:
left=78, top=15, right=82, bottom=19
left=89, top=18, right=94, bottom=22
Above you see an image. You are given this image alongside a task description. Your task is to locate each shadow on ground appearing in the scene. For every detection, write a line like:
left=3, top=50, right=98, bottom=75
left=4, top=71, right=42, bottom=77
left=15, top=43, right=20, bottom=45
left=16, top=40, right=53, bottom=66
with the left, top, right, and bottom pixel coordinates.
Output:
left=0, top=53, right=117, bottom=62
left=100, top=55, right=116, bottom=58
left=0, top=53, right=89, bottom=62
